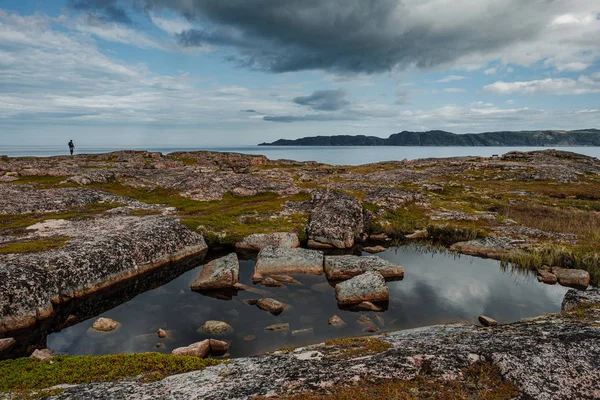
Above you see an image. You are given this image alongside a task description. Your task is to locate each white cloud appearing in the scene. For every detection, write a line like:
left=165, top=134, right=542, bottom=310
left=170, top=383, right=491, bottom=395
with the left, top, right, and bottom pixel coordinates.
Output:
left=443, top=88, right=466, bottom=93
left=149, top=13, right=193, bottom=34
left=483, top=76, right=600, bottom=95
left=484, top=68, right=497, bottom=75
left=436, top=75, right=466, bottom=83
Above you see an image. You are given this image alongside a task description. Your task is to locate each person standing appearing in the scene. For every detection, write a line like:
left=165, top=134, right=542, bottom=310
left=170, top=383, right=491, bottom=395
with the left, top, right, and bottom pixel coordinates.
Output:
left=68, top=140, right=74, bottom=156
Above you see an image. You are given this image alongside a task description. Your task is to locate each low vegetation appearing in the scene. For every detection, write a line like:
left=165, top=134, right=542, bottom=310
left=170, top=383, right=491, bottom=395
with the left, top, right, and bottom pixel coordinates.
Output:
left=0, top=236, right=71, bottom=254
left=323, top=337, right=392, bottom=360
left=0, top=353, right=222, bottom=395
left=254, top=362, right=519, bottom=400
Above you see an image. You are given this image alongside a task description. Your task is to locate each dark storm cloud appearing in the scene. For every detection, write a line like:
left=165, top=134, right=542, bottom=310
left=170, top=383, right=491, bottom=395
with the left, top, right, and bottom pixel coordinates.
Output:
left=293, top=89, right=350, bottom=111
left=129, top=0, right=557, bottom=74
left=69, top=0, right=132, bottom=24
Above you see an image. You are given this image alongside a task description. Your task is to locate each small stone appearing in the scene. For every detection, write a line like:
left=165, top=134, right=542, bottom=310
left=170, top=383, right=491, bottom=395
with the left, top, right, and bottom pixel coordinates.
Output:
left=156, top=343, right=166, bottom=349
left=208, top=339, right=229, bottom=356
left=243, top=335, right=256, bottom=341
left=292, top=328, right=314, bottom=337
left=256, top=298, right=287, bottom=314
left=405, top=229, right=428, bottom=240
left=190, top=253, right=239, bottom=290
left=261, top=277, right=285, bottom=288
left=30, top=349, right=54, bottom=361
left=356, top=315, right=373, bottom=326
left=0, top=338, right=16, bottom=353
left=265, top=323, right=290, bottom=332
left=374, top=315, right=385, bottom=327
left=355, top=301, right=383, bottom=311
left=364, top=325, right=379, bottom=333
left=157, top=329, right=167, bottom=339
left=92, top=317, right=119, bottom=332
left=369, top=233, right=390, bottom=241
left=328, top=315, right=346, bottom=328
left=233, top=283, right=272, bottom=295
left=270, top=275, right=301, bottom=284
left=200, top=320, right=233, bottom=336
left=172, top=340, right=210, bottom=358
left=243, top=299, right=259, bottom=306
left=478, top=315, right=498, bottom=327
left=362, top=246, right=386, bottom=253
left=537, top=269, right=557, bottom=285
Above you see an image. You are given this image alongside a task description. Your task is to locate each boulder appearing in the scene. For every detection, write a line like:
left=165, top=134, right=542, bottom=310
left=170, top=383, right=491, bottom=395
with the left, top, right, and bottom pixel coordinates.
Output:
left=235, top=233, right=301, bottom=251
left=172, top=340, right=210, bottom=358
left=30, top=349, right=54, bottom=361
left=190, top=253, right=239, bottom=290
left=478, top=315, right=498, bottom=327
left=307, top=190, right=364, bottom=249
left=256, top=298, right=287, bottom=314
left=552, top=267, right=590, bottom=289
left=0, top=338, right=16, bottom=353
left=200, top=320, right=232, bottom=336
left=328, top=315, right=346, bottom=328
left=334, top=271, right=389, bottom=305
left=92, top=317, right=119, bottom=332
left=253, top=246, right=324, bottom=281
left=324, top=255, right=404, bottom=281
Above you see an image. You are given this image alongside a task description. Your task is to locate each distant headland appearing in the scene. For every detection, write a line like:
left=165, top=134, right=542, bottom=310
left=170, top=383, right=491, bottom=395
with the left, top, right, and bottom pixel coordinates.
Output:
left=259, top=129, right=600, bottom=146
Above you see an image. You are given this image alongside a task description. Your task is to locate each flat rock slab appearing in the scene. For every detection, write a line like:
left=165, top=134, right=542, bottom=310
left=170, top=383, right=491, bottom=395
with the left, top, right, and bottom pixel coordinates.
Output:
left=235, top=233, right=300, bottom=251
left=307, top=190, right=364, bottom=249
left=256, top=298, right=287, bottom=314
left=190, top=253, right=239, bottom=290
left=552, top=267, right=590, bottom=289
left=334, top=271, right=389, bottom=305
left=324, top=255, right=404, bottom=281
left=253, top=246, right=324, bottom=281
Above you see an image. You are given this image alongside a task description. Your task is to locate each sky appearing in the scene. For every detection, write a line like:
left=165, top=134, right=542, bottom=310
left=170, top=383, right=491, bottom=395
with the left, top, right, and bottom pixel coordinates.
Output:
left=1, top=0, right=600, bottom=146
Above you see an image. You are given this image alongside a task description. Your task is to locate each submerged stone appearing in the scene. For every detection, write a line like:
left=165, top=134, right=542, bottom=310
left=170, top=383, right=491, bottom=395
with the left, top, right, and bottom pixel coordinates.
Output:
left=256, top=298, right=287, bottom=314
left=335, top=271, right=389, bottom=305
left=261, top=277, right=285, bottom=288
left=324, top=255, right=404, bottom=281
left=328, top=315, right=346, bottom=328
left=200, top=320, right=232, bottom=336
left=190, top=253, right=239, bottom=290
left=265, top=323, right=290, bottom=332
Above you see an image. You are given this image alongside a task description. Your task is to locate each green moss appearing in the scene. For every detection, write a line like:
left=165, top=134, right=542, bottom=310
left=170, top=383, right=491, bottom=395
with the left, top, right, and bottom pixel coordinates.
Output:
left=324, top=337, right=392, bottom=360
left=0, top=353, right=222, bottom=394
left=260, top=362, right=519, bottom=400
left=0, top=237, right=71, bottom=254
left=11, top=175, right=70, bottom=187
left=427, top=224, right=486, bottom=246
left=366, top=203, right=428, bottom=237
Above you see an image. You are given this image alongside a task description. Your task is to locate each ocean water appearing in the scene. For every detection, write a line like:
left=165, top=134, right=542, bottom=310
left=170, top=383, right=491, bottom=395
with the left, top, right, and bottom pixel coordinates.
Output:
left=2, top=145, right=600, bottom=165
left=46, top=246, right=568, bottom=358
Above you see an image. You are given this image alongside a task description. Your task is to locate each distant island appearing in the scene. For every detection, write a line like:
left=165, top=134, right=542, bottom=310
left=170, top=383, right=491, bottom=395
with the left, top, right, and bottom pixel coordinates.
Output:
left=259, top=129, right=600, bottom=146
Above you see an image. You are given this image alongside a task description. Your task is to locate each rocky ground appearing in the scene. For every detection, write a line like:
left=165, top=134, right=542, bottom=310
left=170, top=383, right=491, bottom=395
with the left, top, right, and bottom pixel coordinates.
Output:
left=5, top=289, right=597, bottom=400
left=1, top=149, right=600, bottom=398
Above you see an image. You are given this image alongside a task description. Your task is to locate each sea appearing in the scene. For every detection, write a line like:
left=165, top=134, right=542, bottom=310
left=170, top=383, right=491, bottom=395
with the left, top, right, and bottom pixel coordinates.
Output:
left=2, top=145, right=600, bottom=165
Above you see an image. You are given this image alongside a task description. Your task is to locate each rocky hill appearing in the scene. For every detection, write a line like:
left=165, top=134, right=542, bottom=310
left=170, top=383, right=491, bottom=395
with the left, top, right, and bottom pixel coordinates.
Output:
left=260, top=129, right=600, bottom=146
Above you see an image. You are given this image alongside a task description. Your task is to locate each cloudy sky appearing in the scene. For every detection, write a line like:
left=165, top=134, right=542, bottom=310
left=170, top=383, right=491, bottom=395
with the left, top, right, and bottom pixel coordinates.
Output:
left=1, top=0, right=600, bottom=146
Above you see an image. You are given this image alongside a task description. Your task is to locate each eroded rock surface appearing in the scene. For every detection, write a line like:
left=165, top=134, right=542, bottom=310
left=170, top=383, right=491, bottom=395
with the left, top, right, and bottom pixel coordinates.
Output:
left=334, top=271, right=389, bottom=305
left=44, top=290, right=600, bottom=400
left=235, top=233, right=300, bottom=251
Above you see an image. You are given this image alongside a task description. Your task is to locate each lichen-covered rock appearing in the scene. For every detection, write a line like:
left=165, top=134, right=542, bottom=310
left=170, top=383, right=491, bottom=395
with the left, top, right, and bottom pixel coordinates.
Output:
left=200, top=321, right=232, bottom=336
left=190, top=253, right=239, bottom=290
left=172, top=340, right=210, bottom=358
left=324, top=255, right=404, bottom=281
left=92, top=317, right=119, bottom=332
left=307, top=190, right=364, bottom=249
left=30, top=348, right=54, bottom=361
left=552, top=267, right=590, bottom=289
left=253, top=246, right=323, bottom=281
left=334, top=271, right=389, bottom=305
left=561, top=288, right=600, bottom=312
left=0, top=215, right=207, bottom=334
left=235, top=233, right=301, bottom=251
left=450, top=237, right=515, bottom=259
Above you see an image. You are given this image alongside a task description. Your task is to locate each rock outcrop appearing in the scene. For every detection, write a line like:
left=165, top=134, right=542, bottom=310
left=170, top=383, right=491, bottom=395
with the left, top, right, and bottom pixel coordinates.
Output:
left=190, top=253, right=239, bottom=291
left=253, top=246, right=324, bottom=281
left=307, top=190, right=364, bottom=249
left=334, top=271, right=389, bottom=305
left=0, top=214, right=207, bottom=333
left=324, top=255, right=404, bottom=281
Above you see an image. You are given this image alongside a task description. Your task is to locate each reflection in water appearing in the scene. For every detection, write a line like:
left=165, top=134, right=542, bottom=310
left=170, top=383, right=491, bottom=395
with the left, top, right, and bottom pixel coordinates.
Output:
left=47, top=246, right=569, bottom=358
